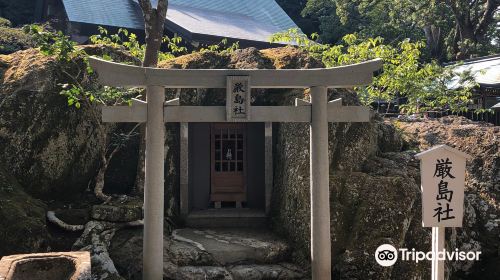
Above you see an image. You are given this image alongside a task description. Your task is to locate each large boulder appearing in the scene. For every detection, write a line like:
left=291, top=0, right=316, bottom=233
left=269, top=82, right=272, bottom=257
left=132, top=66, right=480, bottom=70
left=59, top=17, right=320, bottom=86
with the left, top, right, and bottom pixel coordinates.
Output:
left=0, top=163, right=49, bottom=257
left=397, top=116, right=500, bottom=279
left=269, top=115, right=430, bottom=279
left=0, top=49, right=108, bottom=200
left=270, top=113, right=499, bottom=279
left=0, top=46, right=139, bottom=201
left=329, top=156, right=429, bottom=279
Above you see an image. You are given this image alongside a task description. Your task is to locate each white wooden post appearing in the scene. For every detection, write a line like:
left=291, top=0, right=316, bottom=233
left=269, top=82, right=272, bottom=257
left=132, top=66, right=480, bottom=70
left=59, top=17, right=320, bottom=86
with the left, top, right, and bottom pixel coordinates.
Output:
left=143, top=85, right=165, bottom=280
left=310, top=86, right=331, bottom=279
left=432, top=227, right=445, bottom=280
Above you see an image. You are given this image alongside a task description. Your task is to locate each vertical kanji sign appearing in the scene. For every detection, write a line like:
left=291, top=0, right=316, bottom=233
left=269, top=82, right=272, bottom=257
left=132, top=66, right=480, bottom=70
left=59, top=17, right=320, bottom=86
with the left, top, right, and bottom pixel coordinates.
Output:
left=416, top=145, right=470, bottom=280
left=227, top=76, right=251, bottom=121
left=416, top=145, right=470, bottom=227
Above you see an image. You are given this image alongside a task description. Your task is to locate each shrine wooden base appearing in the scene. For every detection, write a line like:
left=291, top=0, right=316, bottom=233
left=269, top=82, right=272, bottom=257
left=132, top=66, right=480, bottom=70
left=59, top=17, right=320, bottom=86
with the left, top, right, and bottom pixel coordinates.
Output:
left=211, top=193, right=246, bottom=209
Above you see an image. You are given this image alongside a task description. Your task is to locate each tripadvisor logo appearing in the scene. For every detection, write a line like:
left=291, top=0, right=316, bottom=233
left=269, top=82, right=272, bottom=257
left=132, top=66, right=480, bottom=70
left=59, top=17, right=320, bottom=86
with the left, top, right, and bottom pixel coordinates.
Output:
left=375, top=244, right=398, bottom=267
left=375, top=244, right=481, bottom=267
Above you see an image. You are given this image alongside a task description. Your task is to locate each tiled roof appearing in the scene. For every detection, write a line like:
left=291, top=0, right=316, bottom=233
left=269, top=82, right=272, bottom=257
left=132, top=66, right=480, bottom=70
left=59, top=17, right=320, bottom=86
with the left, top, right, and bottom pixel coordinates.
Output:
left=448, top=55, right=500, bottom=88
left=61, top=0, right=299, bottom=43
left=165, top=0, right=297, bottom=31
left=62, top=0, right=144, bottom=30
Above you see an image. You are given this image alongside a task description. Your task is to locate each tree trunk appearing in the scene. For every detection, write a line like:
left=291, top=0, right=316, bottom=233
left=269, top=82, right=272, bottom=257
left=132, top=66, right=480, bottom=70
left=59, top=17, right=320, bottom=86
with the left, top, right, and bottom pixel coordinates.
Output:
left=139, top=0, right=168, bottom=67
left=134, top=0, right=168, bottom=196
left=452, top=23, right=460, bottom=57
left=456, top=22, right=476, bottom=59
left=423, top=25, right=443, bottom=60
left=474, top=0, right=498, bottom=41
left=95, top=153, right=112, bottom=201
left=445, top=0, right=499, bottom=60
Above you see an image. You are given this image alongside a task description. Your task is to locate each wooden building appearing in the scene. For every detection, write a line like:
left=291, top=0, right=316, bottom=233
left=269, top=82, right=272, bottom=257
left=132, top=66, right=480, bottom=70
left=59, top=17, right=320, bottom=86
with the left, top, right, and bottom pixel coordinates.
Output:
left=449, top=55, right=500, bottom=110
left=443, top=55, right=500, bottom=125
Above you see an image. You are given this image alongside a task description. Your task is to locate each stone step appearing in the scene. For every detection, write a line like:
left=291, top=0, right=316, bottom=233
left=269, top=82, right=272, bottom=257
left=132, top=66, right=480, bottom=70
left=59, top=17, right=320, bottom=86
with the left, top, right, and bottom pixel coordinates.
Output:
left=110, top=228, right=309, bottom=279
left=165, top=263, right=306, bottom=280
left=185, top=209, right=268, bottom=228
left=172, top=228, right=290, bottom=265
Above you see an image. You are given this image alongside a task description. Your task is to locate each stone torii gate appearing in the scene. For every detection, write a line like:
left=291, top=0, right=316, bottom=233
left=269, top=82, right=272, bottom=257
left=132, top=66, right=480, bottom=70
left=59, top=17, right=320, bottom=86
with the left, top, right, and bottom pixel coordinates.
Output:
left=88, top=57, right=383, bottom=280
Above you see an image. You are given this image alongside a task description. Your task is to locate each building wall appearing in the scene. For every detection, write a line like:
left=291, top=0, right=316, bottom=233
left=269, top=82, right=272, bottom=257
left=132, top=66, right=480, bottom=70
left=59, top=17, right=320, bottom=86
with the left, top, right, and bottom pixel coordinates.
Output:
left=188, top=123, right=210, bottom=211
left=188, top=122, right=265, bottom=211
left=246, top=123, right=265, bottom=209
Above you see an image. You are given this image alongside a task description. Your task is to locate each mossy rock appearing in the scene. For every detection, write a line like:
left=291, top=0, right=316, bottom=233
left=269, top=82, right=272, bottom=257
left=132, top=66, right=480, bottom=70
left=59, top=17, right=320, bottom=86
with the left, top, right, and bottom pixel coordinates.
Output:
left=0, top=163, right=49, bottom=257
left=0, top=26, right=34, bottom=54
left=91, top=197, right=143, bottom=222
left=0, top=18, right=12, bottom=27
left=158, top=50, right=230, bottom=69
left=0, top=49, right=109, bottom=200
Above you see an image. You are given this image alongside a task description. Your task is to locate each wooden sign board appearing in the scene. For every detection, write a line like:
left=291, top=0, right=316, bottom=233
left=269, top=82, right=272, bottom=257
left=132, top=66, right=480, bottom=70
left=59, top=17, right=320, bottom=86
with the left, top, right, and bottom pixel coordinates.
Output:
left=416, top=145, right=470, bottom=227
left=226, top=76, right=251, bottom=121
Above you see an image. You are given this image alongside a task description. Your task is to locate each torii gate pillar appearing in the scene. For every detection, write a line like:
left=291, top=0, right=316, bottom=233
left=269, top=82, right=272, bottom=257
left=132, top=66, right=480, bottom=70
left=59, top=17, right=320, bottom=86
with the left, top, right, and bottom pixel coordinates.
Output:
left=310, top=86, right=331, bottom=279
left=143, top=86, right=165, bottom=280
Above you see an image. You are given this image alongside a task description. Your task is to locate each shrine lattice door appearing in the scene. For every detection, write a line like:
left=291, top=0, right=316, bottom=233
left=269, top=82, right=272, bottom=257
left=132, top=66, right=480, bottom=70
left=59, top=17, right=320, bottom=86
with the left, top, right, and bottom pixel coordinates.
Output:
left=210, top=123, right=247, bottom=207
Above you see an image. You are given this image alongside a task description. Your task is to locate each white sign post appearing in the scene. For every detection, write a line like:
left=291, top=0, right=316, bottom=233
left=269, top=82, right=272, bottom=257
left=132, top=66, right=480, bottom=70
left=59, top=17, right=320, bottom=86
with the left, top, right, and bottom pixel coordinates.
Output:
left=416, top=145, right=471, bottom=280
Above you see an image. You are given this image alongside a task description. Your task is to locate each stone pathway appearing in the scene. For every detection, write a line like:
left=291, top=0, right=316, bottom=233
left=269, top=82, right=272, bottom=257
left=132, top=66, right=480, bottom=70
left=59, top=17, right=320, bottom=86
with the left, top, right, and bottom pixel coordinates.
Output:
left=110, top=228, right=308, bottom=280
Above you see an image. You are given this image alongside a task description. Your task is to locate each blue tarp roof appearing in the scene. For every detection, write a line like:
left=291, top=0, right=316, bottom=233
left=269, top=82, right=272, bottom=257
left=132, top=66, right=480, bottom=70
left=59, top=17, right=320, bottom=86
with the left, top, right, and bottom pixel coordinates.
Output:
left=61, top=0, right=299, bottom=43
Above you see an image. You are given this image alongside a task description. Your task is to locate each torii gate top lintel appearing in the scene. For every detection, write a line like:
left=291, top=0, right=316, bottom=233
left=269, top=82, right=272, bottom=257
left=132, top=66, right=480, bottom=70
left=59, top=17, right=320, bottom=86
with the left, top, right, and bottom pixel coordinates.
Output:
left=88, top=56, right=383, bottom=88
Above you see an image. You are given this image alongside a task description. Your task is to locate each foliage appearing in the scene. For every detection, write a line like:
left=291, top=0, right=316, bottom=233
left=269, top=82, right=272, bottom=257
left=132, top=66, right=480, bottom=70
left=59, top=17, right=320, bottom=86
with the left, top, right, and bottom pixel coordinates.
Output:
left=59, top=84, right=140, bottom=109
left=58, top=84, right=93, bottom=109
left=26, top=25, right=242, bottom=109
left=91, top=26, right=240, bottom=60
left=23, top=24, right=82, bottom=62
left=0, top=26, right=34, bottom=54
left=301, top=0, right=353, bottom=43
left=161, top=35, right=189, bottom=59
left=440, top=0, right=500, bottom=59
left=275, top=0, right=317, bottom=36
left=199, top=38, right=240, bottom=54
left=271, top=31, right=477, bottom=113
left=24, top=24, right=137, bottom=109
left=270, top=28, right=319, bottom=48
left=278, top=0, right=499, bottom=61
left=89, top=26, right=188, bottom=61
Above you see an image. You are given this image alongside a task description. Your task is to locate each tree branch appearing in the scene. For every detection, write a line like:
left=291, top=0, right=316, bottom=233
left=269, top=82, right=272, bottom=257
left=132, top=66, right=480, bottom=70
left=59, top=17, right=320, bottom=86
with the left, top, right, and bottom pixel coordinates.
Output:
left=138, top=0, right=153, bottom=23
left=157, top=0, right=168, bottom=20
left=94, top=123, right=141, bottom=202
left=47, top=211, right=85, bottom=231
left=469, top=0, right=479, bottom=9
left=474, top=0, right=499, bottom=37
